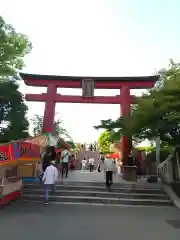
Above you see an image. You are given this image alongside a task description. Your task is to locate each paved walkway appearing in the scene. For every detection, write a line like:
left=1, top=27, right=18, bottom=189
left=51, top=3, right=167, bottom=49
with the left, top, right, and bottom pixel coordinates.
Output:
left=63, top=170, right=119, bottom=182
left=1, top=171, right=180, bottom=239
left=1, top=201, right=180, bottom=240
left=61, top=170, right=162, bottom=189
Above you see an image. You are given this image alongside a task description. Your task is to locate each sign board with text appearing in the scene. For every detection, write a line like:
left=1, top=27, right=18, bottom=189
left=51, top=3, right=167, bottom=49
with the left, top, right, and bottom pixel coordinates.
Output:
left=13, top=141, right=40, bottom=160
left=0, top=144, right=12, bottom=163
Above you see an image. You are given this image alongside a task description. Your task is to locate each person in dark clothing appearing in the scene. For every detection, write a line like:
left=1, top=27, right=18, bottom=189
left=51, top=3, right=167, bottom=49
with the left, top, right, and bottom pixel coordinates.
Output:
left=127, top=153, right=135, bottom=166
left=42, top=146, right=56, bottom=172
left=50, top=146, right=56, bottom=160
left=42, top=153, right=51, bottom=172
left=100, top=152, right=105, bottom=162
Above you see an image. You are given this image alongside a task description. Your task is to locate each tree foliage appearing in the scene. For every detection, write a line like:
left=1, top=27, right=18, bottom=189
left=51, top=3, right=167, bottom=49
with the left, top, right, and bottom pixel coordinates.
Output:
left=0, top=80, right=29, bottom=142
left=94, top=60, right=180, bottom=148
left=131, top=60, right=180, bottom=146
left=97, top=130, right=114, bottom=153
left=31, top=114, right=72, bottom=141
left=0, top=16, right=31, bottom=79
left=0, top=16, right=31, bottom=143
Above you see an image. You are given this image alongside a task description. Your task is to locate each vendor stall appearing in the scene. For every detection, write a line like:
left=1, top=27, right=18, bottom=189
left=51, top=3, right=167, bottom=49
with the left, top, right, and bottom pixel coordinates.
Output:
left=0, top=143, right=22, bottom=205
left=19, top=133, right=57, bottom=182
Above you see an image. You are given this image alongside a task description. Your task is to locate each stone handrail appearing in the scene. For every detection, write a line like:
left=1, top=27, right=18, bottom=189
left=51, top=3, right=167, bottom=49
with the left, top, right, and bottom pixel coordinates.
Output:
left=157, top=153, right=173, bottom=184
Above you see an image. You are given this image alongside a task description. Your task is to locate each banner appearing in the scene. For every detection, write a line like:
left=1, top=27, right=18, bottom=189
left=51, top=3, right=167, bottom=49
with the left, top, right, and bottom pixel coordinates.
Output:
left=13, top=141, right=40, bottom=160
left=0, top=144, right=12, bottom=163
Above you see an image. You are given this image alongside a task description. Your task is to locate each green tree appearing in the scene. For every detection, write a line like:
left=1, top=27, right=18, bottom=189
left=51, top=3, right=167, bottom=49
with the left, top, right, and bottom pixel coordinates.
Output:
left=56, top=140, right=75, bottom=150
left=95, top=60, right=180, bottom=149
left=0, top=80, right=29, bottom=142
left=0, top=16, right=31, bottom=143
left=31, top=114, right=72, bottom=140
left=75, top=143, right=81, bottom=149
left=97, top=130, right=114, bottom=153
left=0, top=16, right=31, bottom=79
left=131, top=60, right=180, bottom=147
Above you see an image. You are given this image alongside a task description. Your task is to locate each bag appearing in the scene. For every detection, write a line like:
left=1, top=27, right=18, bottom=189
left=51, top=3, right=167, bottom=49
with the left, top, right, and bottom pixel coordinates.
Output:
left=97, top=164, right=101, bottom=172
left=39, top=173, right=44, bottom=181
left=147, top=176, right=158, bottom=183
left=61, top=152, right=70, bottom=162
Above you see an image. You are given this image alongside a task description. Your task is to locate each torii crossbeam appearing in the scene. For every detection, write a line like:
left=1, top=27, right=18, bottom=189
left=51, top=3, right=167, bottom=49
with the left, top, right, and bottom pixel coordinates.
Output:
left=20, top=73, right=159, bottom=133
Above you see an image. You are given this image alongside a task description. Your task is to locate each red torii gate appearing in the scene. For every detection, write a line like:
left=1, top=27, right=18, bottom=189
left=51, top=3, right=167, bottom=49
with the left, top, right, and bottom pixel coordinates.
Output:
left=20, top=73, right=159, bottom=133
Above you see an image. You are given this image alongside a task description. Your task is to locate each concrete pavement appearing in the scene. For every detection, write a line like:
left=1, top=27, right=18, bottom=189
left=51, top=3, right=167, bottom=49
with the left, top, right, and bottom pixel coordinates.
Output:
left=62, top=170, right=162, bottom=186
left=0, top=201, right=180, bottom=240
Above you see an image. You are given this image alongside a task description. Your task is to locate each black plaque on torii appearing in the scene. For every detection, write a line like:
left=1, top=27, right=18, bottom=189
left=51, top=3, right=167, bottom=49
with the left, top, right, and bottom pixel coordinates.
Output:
left=82, top=79, right=95, bottom=97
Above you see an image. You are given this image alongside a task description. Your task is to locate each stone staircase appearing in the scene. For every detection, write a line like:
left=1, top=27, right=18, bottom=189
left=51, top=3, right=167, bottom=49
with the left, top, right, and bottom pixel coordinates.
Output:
left=76, top=150, right=100, bottom=169
left=22, top=181, right=173, bottom=207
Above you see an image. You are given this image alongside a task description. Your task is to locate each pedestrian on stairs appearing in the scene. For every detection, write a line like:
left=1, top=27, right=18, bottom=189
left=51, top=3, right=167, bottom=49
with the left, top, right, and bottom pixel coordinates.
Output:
left=104, top=155, right=115, bottom=191
left=41, top=146, right=56, bottom=174
left=42, top=160, right=58, bottom=205
left=61, top=147, right=71, bottom=178
left=81, top=157, right=87, bottom=172
left=88, top=157, right=95, bottom=172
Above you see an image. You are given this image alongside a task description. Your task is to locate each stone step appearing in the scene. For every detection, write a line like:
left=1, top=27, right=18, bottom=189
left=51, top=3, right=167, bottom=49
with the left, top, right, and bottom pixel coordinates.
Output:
left=24, top=180, right=162, bottom=188
left=23, top=189, right=169, bottom=200
left=23, top=183, right=165, bottom=194
left=22, top=194, right=173, bottom=207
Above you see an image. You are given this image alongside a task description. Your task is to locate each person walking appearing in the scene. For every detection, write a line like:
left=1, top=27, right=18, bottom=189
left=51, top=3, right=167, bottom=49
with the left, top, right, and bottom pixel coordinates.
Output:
left=104, top=155, right=115, bottom=191
left=70, top=154, right=76, bottom=171
left=42, top=160, right=58, bottom=204
left=88, top=157, right=94, bottom=172
left=42, top=146, right=56, bottom=172
left=61, top=147, right=71, bottom=178
left=56, top=151, right=62, bottom=177
left=81, top=157, right=87, bottom=172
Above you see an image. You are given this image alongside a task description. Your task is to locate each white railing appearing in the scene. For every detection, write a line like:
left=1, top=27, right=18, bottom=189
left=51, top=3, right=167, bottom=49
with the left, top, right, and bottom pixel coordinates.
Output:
left=157, top=154, right=174, bottom=184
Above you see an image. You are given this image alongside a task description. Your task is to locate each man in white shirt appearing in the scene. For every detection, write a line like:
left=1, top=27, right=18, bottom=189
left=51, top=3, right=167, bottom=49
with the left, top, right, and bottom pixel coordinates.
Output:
left=89, top=157, right=95, bottom=172
left=42, top=160, right=58, bottom=204
left=61, top=148, right=71, bottom=178
left=104, top=155, right=115, bottom=191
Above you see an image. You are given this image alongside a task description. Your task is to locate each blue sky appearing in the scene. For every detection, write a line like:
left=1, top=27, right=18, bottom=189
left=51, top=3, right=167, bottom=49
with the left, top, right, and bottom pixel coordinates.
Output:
left=1, top=0, right=180, bottom=143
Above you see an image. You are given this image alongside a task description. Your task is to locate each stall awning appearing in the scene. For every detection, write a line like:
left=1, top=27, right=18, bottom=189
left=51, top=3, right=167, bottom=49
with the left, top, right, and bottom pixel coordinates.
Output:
left=24, top=133, right=57, bottom=147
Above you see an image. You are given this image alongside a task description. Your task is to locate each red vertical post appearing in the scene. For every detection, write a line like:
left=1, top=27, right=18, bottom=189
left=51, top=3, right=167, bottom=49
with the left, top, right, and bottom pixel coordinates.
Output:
left=120, top=87, right=132, bottom=165
left=43, top=84, right=56, bottom=133
left=120, top=87, right=131, bottom=116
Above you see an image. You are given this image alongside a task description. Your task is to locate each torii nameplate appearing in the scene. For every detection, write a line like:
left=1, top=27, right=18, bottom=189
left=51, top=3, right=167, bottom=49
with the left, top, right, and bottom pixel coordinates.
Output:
left=82, top=78, right=95, bottom=97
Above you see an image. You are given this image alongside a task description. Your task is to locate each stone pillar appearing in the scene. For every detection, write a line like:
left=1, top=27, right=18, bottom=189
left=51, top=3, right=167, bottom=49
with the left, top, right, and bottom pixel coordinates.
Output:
left=43, top=84, right=56, bottom=133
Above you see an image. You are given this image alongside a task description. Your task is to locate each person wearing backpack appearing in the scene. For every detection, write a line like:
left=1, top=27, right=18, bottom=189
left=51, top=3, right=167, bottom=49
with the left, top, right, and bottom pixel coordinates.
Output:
left=61, top=147, right=71, bottom=178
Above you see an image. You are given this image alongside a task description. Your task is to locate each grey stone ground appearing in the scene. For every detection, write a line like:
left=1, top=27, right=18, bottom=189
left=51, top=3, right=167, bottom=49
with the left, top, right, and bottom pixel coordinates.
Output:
left=62, top=170, right=162, bottom=188
left=1, top=170, right=180, bottom=240
left=1, top=201, right=180, bottom=240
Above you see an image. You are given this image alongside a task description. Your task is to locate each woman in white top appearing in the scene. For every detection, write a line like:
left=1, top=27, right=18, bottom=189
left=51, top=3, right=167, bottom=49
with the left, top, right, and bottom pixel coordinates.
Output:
left=81, top=158, right=87, bottom=172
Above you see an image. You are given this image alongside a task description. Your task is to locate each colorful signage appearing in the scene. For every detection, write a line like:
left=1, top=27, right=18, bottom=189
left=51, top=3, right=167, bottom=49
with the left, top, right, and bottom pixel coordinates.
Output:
left=13, top=141, right=40, bottom=160
left=0, top=144, right=12, bottom=163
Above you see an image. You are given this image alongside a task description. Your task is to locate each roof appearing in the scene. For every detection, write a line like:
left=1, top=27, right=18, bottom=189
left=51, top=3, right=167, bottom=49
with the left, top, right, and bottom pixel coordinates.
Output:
left=20, top=73, right=159, bottom=82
